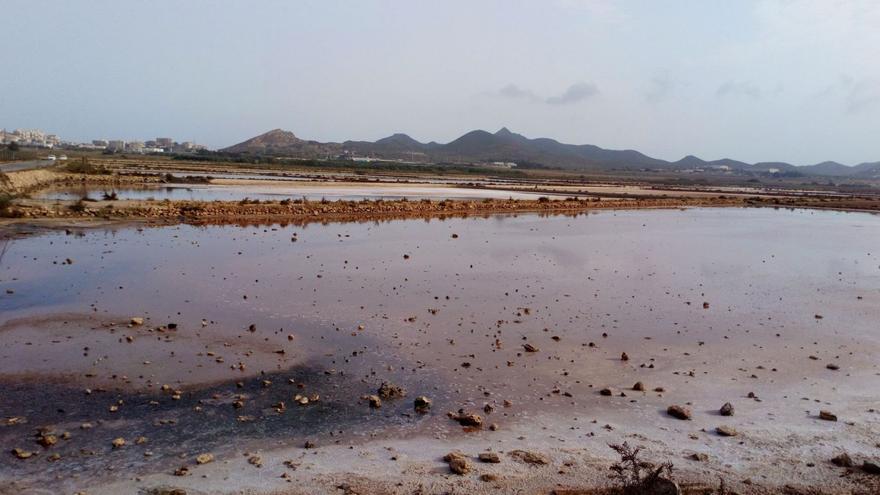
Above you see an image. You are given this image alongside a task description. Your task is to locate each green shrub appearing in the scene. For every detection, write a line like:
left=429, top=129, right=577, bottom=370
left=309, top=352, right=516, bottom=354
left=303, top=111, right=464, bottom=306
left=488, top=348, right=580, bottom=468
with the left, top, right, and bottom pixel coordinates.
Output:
left=65, top=158, right=108, bottom=175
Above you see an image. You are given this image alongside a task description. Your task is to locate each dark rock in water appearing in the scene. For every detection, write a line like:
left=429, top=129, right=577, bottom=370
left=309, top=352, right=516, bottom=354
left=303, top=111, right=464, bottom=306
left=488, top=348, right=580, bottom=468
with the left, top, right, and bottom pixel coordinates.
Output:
left=667, top=405, right=692, bottom=420
left=819, top=410, right=838, bottom=422
left=831, top=452, right=854, bottom=467
left=448, top=411, right=483, bottom=427
left=414, top=396, right=432, bottom=412
left=363, top=395, right=382, bottom=408
left=720, top=402, right=735, bottom=416
left=377, top=381, right=407, bottom=399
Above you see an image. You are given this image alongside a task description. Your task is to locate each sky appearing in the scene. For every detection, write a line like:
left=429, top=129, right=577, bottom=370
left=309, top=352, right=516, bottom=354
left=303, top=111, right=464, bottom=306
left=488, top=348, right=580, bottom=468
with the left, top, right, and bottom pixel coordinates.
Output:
left=1, top=0, right=878, bottom=165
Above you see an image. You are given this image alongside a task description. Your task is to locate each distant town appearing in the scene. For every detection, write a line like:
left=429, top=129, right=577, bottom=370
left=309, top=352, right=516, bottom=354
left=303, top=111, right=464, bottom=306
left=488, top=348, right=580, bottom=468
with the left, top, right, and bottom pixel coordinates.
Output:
left=0, top=127, right=208, bottom=154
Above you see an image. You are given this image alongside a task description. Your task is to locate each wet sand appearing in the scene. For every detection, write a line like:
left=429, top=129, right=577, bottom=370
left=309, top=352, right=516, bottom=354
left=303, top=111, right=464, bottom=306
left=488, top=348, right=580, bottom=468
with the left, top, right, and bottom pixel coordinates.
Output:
left=1, top=208, right=879, bottom=493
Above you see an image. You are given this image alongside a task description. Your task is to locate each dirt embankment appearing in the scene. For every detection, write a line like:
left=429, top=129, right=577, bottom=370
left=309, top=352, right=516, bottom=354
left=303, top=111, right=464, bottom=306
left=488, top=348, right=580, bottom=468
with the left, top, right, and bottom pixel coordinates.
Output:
left=0, top=169, right=159, bottom=195
left=4, top=196, right=749, bottom=223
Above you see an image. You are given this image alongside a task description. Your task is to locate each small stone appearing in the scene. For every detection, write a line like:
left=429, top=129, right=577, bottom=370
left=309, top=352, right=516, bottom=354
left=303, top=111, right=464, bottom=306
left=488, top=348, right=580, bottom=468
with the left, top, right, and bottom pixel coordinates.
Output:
left=831, top=453, right=853, bottom=467
left=130, top=317, right=144, bottom=326
left=600, top=387, right=613, bottom=396
left=522, top=343, right=539, bottom=353
left=719, top=402, right=735, bottom=416
left=414, top=396, right=432, bottom=412
left=12, top=448, right=33, bottom=459
left=819, top=410, right=838, bottom=422
left=509, top=449, right=549, bottom=465
left=111, top=437, right=125, bottom=449
left=480, top=473, right=498, bottom=482
left=444, top=452, right=471, bottom=475
left=826, top=363, right=840, bottom=370
left=364, top=395, right=382, bottom=408
left=478, top=452, right=501, bottom=463
left=196, top=453, right=214, bottom=465
left=377, top=382, right=406, bottom=399
left=449, top=411, right=483, bottom=427
left=620, top=352, right=629, bottom=361
left=632, top=382, right=645, bottom=392
left=37, top=434, right=57, bottom=448
left=667, top=405, right=692, bottom=420
left=716, top=425, right=738, bottom=437
left=688, top=452, right=709, bottom=462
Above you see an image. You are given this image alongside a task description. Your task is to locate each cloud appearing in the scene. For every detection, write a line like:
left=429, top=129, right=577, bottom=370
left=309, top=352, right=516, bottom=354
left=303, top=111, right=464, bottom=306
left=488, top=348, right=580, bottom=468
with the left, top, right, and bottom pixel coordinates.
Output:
left=715, top=81, right=764, bottom=99
left=845, top=79, right=880, bottom=114
left=645, top=77, right=675, bottom=104
left=493, top=82, right=599, bottom=106
left=811, top=76, right=880, bottom=114
left=497, top=84, right=540, bottom=102
left=545, top=82, right=599, bottom=105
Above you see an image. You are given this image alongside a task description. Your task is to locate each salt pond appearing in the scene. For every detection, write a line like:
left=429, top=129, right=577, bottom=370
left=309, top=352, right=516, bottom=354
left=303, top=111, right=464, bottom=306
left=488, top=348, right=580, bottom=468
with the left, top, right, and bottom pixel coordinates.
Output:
left=1, top=207, right=879, bottom=492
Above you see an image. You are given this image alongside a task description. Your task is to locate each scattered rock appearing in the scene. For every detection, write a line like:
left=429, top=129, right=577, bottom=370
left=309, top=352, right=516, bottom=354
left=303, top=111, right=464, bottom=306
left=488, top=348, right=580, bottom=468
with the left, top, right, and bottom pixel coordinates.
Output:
left=819, top=410, right=838, bottom=422
left=377, top=382, right=406, bottom=399
left=36, top=433, right=57, bottom=448
left=716, top=425, right=738, bottom=437
left=444, top=452, right=471, bottom=475
left=12, top=448, right=34, bottom=459
left=826, top=363, right=840, bottom=371
left=414, top=396, right=432, bottom=412
left=478, top=452, right=501, bottom=463
left=688, top=452, right=709, bottom=462
left=509, top=449, right=549, bottom=465
left=621, top=352, right=629, bottom=361
left=523, top=343, right=539, bottom=353
left=719, top=402, right=735, bottom=416
left=111, top=437, right=125, bottom=449
left=449, top=411, right=483, bottom=428
left=667, top=405, right=692, bottom=420
left=130, top=317, right=144, bottom=326
left=600, top=387, right=613, bottom=396
left=480, top=473, right=498, bottom=482
left=831, top=452, right=854, bottom=467
left=364, top=395, right=382, bottom=408
left=632, top=382, right=645, bottom=392
left=195, top=453, right=214, bottom=465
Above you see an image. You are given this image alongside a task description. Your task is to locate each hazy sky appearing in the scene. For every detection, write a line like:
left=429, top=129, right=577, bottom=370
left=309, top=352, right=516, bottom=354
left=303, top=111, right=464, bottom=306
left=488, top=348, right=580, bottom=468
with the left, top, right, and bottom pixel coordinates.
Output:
left=2, top=0, right=878, bottom=165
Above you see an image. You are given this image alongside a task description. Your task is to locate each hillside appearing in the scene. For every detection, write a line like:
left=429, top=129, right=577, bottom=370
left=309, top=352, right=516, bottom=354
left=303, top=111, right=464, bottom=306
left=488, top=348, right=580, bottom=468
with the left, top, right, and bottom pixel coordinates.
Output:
left=221, top=128, right=877, bottom=176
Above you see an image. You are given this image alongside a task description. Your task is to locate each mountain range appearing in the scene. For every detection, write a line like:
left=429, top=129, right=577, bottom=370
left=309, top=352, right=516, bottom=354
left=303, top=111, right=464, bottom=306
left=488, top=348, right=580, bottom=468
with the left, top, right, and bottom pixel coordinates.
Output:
left=221, top=128, right=880, bottom=178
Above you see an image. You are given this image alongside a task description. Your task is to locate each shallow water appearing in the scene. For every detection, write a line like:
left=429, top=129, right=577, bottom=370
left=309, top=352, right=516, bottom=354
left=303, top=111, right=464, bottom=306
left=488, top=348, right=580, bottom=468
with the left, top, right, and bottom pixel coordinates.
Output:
left=33, top=182, right=554, bottom=202
left=2, top=207, right=880, bottom=488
